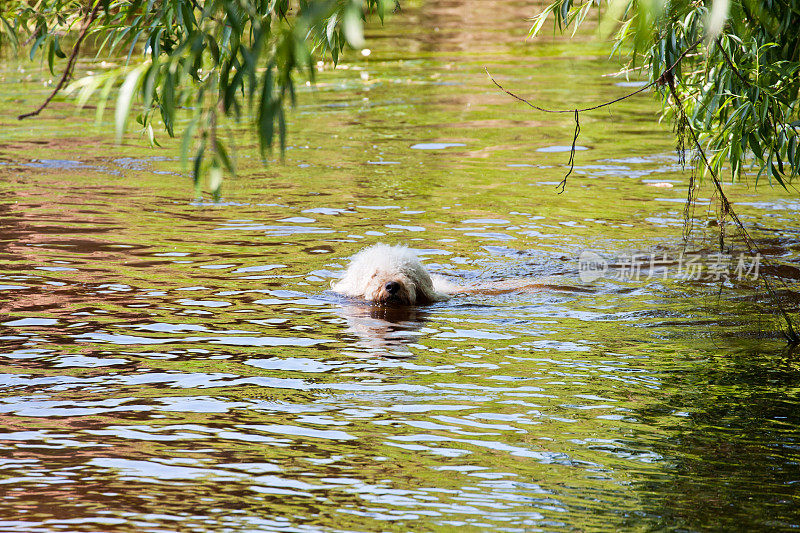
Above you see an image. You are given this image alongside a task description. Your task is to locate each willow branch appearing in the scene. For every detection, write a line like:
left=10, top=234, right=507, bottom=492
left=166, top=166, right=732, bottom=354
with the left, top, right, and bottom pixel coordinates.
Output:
left=487, top=38, right=704, bottom=192
left=18, top=2, right=103, bottom=120
left=484, top=37, right=703, bottom=114
left=667, top=77, right=799, bottom=342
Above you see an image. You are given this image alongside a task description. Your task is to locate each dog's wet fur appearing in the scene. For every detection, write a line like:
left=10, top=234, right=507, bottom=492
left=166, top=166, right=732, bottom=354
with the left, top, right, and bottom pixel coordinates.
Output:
left=331, top=244, right=452, bottom=305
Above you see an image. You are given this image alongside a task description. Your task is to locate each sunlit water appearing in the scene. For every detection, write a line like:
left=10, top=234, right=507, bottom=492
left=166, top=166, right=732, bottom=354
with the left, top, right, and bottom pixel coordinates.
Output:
left=2, top=1, right=800, bottom=531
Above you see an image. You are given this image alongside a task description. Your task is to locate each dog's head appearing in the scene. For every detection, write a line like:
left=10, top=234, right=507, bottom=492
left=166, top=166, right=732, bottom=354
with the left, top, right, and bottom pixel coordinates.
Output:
left=332, top=244, right=444, bottom=305
left=366, top=267, right=420, bottom=305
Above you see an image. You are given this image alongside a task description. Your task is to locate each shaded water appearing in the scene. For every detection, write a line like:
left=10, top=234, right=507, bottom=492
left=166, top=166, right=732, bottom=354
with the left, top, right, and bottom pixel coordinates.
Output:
left=2, top=1, right=800, bottom=531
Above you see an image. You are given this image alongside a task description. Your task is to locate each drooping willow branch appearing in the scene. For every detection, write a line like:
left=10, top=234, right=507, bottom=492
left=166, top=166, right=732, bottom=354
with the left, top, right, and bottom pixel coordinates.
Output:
left=713, top=36, right=800, bottom=181
left=485, top=37, right=702, bottom=192
left=18, top=1, right=102, bottom=121
left=666, top=76, right=799, bottom=342
left=488, top=37, right=799, bottom=341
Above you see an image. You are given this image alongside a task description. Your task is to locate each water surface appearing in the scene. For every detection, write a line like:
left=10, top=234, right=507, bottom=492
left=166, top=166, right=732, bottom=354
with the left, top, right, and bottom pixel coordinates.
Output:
left=1, top=1, right=799, bottom=531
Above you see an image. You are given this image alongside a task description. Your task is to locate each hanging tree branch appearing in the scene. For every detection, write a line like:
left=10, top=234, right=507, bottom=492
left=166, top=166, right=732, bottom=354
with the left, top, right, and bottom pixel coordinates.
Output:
left=485, top=37, right=702, bottom=193
left=18, top=1, right=103, bottom=121
left=665, top=76, right=799, bottom=342
left=485, top=66, right=655, bottom=115
left=556, top=109, right=580, bottom=194
left=488, top=37, right=799, bottom=341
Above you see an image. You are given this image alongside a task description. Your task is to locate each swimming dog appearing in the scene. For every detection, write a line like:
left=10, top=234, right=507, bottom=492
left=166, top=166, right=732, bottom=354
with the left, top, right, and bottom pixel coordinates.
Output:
left=331, top=244, right=454, bottom=305
left=331, top=243, right=585, bottom=306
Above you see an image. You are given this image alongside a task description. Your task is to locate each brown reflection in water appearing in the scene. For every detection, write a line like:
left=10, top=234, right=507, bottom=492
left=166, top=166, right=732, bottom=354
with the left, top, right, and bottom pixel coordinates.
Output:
left=335, top=301, right=429, bottom=353
left=0, top=171, right=144, bottom=321
left=412, top=0, right=540, bottom=53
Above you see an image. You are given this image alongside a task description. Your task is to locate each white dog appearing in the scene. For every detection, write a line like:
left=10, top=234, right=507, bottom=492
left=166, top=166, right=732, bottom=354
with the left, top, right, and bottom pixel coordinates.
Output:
left=331, top=244, right=454, bottom=305
left=330, top=244, right=580, bottom=306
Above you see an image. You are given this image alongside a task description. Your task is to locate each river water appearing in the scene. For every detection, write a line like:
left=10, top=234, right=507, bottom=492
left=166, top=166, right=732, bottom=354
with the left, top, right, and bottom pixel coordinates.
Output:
left=1, top=1, right=799, bottom=531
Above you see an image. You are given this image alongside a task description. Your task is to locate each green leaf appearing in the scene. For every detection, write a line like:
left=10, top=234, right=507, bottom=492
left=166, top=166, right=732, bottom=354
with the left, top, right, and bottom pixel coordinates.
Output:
left=377, top=0, right=386, bottom=22
left=209, top=163, right=223, bottom=200
left=0, top=15, right=19, bottom=50
left=748, top=132, right=762, bottom=161
left=278, top=105, right=286, bottom=154
left=224, top=58, right=246, bottom=114
left=53, top=35, right=66, bottom=58
left=115, top=63, right=147, bottom=143
left=146, top=123, right=160, bottom=147
left=528, top=4, right=554, bottom=39
left=206, top=34, right=220, bottom=64
left=193, top=137, right=206, bottom=187
left=29, top=33, right=45, bottom=61
left=343, top=1, right=365, bottom=48
left=559, top=0, right=571, bottom=26
left=142, top=59, right=160, bottom=112
left=180, top=116, right=199, bottom=169
left=161, top=65, right=176, bottom=137
left=214, top=138, right=235, bottom=175
left=96, top=74, right=117, bottom=124
left=326, top=12, right=338, bottom=45
left=257, top=64, right=275, bottom=157
left=66, top=72, right=106, bottom=109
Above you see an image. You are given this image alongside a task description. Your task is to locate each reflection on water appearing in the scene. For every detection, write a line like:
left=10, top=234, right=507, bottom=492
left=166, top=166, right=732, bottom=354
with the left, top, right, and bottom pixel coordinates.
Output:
left=335, top=300, right=431, bottom=354
left=1, top=0, right=800, bottom=531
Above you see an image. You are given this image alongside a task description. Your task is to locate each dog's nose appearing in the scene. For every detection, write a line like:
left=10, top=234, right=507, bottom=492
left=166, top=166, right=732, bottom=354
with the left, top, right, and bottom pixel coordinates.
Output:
left=385, top=281, right=400, bottom=294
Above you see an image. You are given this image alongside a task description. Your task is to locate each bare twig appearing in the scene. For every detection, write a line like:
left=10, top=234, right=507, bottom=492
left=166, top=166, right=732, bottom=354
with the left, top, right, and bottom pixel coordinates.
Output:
left=487, top=39, right=704, bottom=191
left=487, top=70, right=652, bottom=114
left=484, top=38, right=702, bottom=115
left=18, top=1, right=103, bottom=120
left=556, top=109, right=580, bottom=194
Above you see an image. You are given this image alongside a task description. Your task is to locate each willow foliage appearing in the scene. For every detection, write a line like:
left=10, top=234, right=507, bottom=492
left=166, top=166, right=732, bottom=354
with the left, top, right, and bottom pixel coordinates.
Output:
left=531, top=0, right=800, bottom=188
left=0, top=0, right=395, bottom=197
